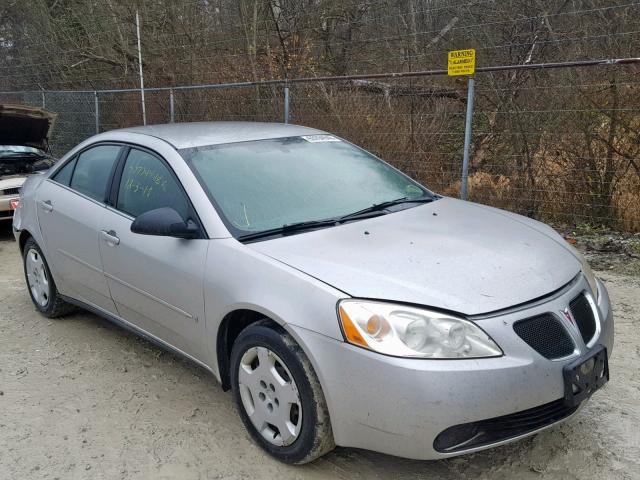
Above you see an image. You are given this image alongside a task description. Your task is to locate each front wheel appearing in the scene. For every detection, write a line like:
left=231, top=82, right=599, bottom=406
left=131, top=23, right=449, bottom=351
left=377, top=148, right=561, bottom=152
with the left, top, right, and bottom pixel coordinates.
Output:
left=230, top=321, right=334, bottom=464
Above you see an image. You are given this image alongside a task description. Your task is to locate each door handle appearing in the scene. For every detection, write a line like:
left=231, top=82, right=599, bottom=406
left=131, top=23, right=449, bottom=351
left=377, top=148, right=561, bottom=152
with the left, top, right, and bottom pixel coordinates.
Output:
left=40, top=200, right=53, bottom=212
left=101, top=229, right=120, bottom=246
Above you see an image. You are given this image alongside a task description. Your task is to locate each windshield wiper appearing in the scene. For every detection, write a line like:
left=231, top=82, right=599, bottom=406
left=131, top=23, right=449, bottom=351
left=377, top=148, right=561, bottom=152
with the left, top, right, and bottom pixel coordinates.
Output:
left=237, top=218, right=338, bottom=242
left=237, top=196, right=435, bottom=242
left=338, top=196, right=434, bottom=221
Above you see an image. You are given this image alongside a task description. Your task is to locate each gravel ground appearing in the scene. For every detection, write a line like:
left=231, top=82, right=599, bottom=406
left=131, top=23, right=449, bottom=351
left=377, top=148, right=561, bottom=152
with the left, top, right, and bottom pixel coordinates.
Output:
left=1, top=223, right=639, bottom=480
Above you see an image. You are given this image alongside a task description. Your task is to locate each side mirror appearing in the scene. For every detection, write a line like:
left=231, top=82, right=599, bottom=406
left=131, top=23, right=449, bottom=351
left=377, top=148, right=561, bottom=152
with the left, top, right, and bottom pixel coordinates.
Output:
left=130, top=207, right=200, bottom=239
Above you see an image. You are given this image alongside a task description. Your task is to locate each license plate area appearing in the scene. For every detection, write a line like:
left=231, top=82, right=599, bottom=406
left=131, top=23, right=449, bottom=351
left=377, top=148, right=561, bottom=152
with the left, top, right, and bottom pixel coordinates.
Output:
left=563, top=345, right=609, bottom=408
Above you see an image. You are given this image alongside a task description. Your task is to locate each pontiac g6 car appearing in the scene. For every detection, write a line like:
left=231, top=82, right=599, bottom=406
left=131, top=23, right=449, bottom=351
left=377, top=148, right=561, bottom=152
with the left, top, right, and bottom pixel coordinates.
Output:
left=13, top=122, right=613, bottom=464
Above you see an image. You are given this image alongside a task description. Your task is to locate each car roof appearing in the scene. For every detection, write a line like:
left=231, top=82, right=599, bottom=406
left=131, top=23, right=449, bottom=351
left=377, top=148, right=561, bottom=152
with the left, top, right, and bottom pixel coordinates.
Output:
left=114, top=121, right=327, bottom=149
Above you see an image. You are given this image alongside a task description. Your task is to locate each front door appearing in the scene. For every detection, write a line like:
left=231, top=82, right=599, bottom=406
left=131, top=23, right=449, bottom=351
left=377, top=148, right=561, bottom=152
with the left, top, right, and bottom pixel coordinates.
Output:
left=99, top=147, right=208, bottom=360
left=36, top=144, right=122, bottom=314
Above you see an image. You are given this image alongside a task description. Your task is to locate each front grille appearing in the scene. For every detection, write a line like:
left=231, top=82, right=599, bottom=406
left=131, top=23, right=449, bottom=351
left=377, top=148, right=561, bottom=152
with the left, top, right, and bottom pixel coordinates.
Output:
left=569, top=293, right=596, bottom=344
left=513, top=313, right=574, bottom=359
left=1, top=187, right=20, bottom=196
left=433, top=398, right=578, bottom=452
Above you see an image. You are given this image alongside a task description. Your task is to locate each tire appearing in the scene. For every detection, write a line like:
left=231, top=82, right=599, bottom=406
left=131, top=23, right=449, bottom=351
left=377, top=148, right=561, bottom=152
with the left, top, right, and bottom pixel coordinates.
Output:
left=230, top=320, right=334, bottom=464
left=22, top=238, right=75, bottom=318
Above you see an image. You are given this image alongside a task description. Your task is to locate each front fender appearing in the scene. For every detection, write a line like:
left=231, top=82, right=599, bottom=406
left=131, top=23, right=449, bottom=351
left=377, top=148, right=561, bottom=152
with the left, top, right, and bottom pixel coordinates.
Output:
left=203, top=238, right=347, bottom=376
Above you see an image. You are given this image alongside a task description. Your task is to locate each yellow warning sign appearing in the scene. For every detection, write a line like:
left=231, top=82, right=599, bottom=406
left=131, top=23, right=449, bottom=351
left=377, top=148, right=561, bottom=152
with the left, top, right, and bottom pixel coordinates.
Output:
left=448, top=49, right=475, bottom=76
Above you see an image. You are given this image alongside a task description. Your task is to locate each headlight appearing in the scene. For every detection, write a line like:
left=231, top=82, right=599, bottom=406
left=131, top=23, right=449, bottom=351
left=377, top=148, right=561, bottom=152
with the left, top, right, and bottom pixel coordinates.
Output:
left=580, top=255, right=599, bottom=300
left=565, top=241, right=598, bottom=300
left=338, top=300, right=502, bottom=359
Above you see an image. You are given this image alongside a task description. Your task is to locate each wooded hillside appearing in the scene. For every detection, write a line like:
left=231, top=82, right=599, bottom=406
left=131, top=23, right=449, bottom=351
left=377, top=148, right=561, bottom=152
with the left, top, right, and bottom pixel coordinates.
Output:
left=1, top=0, right=639, bottom=230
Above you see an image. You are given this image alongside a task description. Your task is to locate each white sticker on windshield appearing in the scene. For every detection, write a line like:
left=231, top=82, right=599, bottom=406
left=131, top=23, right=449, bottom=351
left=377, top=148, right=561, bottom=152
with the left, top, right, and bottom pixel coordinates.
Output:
left=301, top=135, right=340, bottom=143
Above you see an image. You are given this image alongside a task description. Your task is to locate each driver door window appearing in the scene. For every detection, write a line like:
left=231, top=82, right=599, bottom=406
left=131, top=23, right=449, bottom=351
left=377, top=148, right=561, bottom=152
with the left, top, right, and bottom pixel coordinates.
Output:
left=116, top=148, right=190, bottom=219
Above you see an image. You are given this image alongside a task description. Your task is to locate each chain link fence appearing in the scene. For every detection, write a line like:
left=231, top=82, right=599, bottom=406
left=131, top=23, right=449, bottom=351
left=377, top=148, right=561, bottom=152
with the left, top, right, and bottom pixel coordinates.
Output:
left=2, top=58, right=639, bottom=232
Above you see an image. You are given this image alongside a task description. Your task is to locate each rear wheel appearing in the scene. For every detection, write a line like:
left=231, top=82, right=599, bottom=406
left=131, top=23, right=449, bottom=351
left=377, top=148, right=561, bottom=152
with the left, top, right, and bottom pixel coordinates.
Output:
left=23, top=238, right=75, bottom=318
left=230, top=321, right=334, bottom=464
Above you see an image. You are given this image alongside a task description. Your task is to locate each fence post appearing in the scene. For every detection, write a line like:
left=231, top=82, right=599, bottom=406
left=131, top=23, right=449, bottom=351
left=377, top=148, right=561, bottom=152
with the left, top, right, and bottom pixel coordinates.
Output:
left=135, top=11, right=147, bottom=125
left=284, top=85, right=289, bottom=124
left=169, top=88, right=175, bottom=123
left=94, top=91, right=100, bottom=134
left=460, top=76, right=475, bottom=201
left=41, top=90, right=46, bottom=109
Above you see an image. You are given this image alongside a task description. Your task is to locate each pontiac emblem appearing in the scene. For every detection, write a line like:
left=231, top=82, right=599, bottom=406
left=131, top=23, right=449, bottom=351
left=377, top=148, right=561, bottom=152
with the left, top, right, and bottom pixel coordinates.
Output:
left=562, top=308, right=576, bottom=326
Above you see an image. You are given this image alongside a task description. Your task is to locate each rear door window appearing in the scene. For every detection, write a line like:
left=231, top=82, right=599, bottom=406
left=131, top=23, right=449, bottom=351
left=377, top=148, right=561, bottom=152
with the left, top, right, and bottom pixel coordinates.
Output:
left=69, top=145, right=121, bottom=202
left=51, top=157, right=77, bottom=186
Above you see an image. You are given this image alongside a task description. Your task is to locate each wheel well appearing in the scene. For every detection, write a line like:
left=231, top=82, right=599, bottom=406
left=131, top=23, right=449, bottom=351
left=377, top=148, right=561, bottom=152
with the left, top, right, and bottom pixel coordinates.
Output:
left=217, top=309, right=278, bottom=391
left=18, top=230, right=33, bottom=254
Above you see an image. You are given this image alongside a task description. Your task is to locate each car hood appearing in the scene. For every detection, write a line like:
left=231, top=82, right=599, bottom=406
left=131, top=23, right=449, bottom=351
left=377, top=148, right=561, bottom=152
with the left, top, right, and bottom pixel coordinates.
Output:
left=0, top=104, right=57, bottom=150
left=249, top=198, right=582, bottom=316
left=0, top=176, right=26, bottom=191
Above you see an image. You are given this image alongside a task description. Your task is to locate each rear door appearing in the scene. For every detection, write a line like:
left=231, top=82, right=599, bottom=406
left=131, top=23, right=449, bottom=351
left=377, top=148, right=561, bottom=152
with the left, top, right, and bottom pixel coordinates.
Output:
left=98, top=146, right=208, bottom=360
left=36, top=144, right=122, bottom=313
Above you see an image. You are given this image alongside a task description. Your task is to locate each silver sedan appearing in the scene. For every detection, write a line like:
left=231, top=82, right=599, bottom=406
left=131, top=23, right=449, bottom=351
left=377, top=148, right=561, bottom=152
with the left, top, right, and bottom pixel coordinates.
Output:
left=13, top=122, right=613, bottom=464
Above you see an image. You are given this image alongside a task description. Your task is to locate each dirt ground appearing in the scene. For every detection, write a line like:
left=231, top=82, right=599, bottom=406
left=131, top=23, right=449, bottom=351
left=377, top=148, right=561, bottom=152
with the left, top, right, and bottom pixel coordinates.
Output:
left=1, top=223, right=639, bottom=480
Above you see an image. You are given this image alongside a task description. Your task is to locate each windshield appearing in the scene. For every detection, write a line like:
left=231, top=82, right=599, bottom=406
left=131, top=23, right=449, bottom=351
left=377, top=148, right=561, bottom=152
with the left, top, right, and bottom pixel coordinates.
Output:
left=181, top=135, right=431, bottom=236
left=0, top=145, right=44, bottom=156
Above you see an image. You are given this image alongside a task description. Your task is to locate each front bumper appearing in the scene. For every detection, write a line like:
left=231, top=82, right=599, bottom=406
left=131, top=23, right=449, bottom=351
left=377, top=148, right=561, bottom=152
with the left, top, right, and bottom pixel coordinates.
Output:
left=291, top=275, right=613, bottom=460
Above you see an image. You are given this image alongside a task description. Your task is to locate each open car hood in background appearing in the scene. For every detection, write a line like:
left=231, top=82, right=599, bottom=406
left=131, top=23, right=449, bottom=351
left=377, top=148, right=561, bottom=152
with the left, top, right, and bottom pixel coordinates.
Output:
left=0, top=104, right=57, bottom=150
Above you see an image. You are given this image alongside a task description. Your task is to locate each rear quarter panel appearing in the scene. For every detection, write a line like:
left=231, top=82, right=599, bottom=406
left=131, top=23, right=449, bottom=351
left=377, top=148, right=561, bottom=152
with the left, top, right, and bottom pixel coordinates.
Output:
left=12, top=173, right=46, bottom=251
